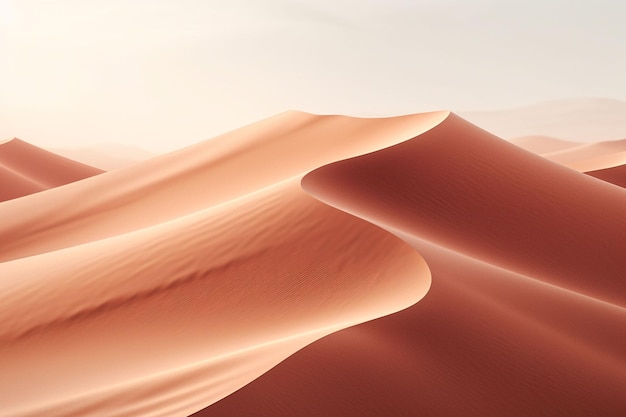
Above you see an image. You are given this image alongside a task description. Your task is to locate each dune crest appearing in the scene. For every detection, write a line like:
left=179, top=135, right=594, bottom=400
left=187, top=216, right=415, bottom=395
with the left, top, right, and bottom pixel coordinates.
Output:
left=302, top=113, right=626, bottom=306
left=2, top=109, right=626, bottom=417
left=0, top=177, right=430, bottom=417
left=0, top=110, right=447, bottom=263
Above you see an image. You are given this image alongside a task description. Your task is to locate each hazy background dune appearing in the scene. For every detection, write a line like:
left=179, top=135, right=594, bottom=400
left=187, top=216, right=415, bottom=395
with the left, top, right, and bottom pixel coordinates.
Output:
left=0, top=138, right=102, bottom=202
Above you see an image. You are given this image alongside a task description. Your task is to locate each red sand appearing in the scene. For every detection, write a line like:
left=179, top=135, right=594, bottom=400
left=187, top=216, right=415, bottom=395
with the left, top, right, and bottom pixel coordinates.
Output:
left=1, top=111, right=625, bottom=417
left=199, top=113, right=626, bottom=417
left=0, top=138, right=103, bottom=202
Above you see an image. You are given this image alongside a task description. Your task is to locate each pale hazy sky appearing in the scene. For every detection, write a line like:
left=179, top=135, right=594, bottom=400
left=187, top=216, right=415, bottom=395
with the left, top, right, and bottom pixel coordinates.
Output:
left=1, top=0, right=625, bottom=151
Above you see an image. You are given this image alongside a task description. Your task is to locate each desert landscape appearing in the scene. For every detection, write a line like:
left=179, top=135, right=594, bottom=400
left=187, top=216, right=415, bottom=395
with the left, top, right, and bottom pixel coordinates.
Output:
left=1, top=1, right=625, bottom=416
left=1, top=106, right=625, bottom=417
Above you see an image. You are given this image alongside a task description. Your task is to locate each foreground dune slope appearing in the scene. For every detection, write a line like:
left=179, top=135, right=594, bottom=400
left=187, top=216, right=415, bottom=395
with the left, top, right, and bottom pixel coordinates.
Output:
left=196, top=113, right=626, bottom=417
left=0, top=111, right=447, bottom=263
left=0, top=138, right=103, bottom=202
left=0, top=177, right=430, bottom=417
left=199, top=234, right=626, bottom=417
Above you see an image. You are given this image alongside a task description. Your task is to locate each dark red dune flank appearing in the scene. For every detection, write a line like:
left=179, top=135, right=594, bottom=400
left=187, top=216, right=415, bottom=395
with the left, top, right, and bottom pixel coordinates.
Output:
left=302, top=113, right=626, bottom=307
left=0, top=138, right=103, bottom=201
left=193, top=113, right=626, bottom=417
left=586, top=164, right=626, bottom=188
left=196, top=240, right=626, bottom=417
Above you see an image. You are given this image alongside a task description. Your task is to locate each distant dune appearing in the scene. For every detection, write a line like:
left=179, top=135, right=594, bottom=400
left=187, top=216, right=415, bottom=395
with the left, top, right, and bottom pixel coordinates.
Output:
left=50, top=144, right=155, bottom=170
left=586, top=164, right=626, bottom=188
left=460, top=98, right=626, bottom=142
left=1, top=109, right=625, bottom=417
left=0, top=138, right=102, bottom=202
left=509, top=135, right=581, bottom=153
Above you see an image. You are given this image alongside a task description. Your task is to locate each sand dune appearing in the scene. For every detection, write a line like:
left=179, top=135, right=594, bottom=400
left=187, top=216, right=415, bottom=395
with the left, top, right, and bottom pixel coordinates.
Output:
left=0, top=138, right=102, bottom=202
left=302, top=113, right=626, bottom=306
left=0, top=177, right=430, bottom=417
left=0, top=110, right=447, bottom=263
left=509, top=135, right=580, bottom=153
left=587, top=164, right=626, bottom=188
left=195, top=113, right=626, bottom=417
left=540, top=139, right=626, bottom=171
left=2, top=109, right=625, bottom=417
left=199, top=236, right=626, bottom=417
left=460, top=97, right=626, bottom=142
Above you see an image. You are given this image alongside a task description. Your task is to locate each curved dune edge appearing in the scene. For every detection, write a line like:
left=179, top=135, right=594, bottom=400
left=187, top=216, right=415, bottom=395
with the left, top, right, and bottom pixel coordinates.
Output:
left=301, top=112, right=626, bottom=306
left=0, top=138, right=103, bottom=202
left=0, top=176, right=431, bottom=417
left=197, top=231, right=626, bottom=417
left=2, top=110, right=626, bottom=417
left=193, top=113, right=626, bottom=417
left=0, top=111, right=448, bottom=263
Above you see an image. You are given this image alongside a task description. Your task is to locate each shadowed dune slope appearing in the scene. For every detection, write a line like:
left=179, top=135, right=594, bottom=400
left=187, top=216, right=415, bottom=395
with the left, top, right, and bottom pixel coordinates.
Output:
left=198, top=236, right=626, bottom=417
left=195, top=113, right=626, bottom=417
left=586, top=164, right=626, bottom=188
left=301, top=113, right=626, bottom=306
left=0, top=111, right=447, bottom=263
left=0, top=138, right=103, bottom=201
left=0, top=178, right=430, bottom=417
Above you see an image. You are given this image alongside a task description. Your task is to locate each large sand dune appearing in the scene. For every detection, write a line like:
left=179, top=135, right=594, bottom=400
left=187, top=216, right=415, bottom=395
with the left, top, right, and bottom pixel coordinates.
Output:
left=198, top=113, right=626, bottom=416
left=1, top=109, right=625, bottom=417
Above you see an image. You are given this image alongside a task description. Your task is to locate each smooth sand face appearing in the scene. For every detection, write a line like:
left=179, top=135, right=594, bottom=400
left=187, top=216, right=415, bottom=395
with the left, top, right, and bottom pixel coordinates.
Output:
left=0, top=112, right=446, bottom=417
left=302, top=113, right=626, bottom=306
left=2, top=110, right=626, bottom=417
left=0, top=178, right=430, bottom=417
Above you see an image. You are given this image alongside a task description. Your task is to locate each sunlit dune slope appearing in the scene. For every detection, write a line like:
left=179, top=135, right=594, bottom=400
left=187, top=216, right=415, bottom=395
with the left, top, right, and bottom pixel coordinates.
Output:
left=0, top=177, right=430, bottom=417
left=0, top=138, right=102, bottom=201
left=0, top=111, right=447, bottom=263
